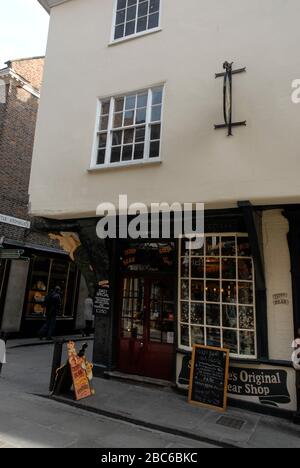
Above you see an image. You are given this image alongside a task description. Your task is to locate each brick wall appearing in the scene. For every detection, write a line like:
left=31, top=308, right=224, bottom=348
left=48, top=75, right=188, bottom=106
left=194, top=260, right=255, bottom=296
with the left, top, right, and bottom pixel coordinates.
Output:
left=0, top=57, right=60, bottom=250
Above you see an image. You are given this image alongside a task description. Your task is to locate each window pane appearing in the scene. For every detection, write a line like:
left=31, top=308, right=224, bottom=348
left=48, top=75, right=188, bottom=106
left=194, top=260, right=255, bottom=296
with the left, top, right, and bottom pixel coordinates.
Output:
left=124, top=128, right=134, bottom=144
left=181, top=325, right=189, bottom=347
left=136, top=107, right=146, bottom=124
left=191, top=257, right=204, bottom=278
left=206, top=304, right=220, bottom=326
left=206, top=280, right=220, bottom=302
left=100, top=115, right=109, bottom=131
left=134, top=143, right=144, bottom=160
left=115, top=24, right=125, bottom=39
left=222, top=258, right=236, bottom=280
left=151, top=105, right=161, bottom=122
left=137, top=93, right=148, bottom=108
left=114, top=112, right=123, bottom=128
left=138, top=1, right=149, bottom=17
left=191, top=303, right=204, bottom=324
left=191, top=280, right=204, bottom=301
left=222, top=305, right=237, bottom=328
left=128, top=0, right=137, bottom=5
left=124, top=110, right=134, bottom=126
left=97, top=149, right=106, bottom=165
left=122, top=145, right=133, bottom=161
left=116, top=9, right=126, bottom=25
left=137, top=16, right=147, bottom=32
left=125, top=95, right=136, bottom=110
left=223, top=330, right=238, bottom=354
left=115, top=97, right=124, bottom=112
left=181, top=257, right=189, bottom=277
left=181, top=280, right=189, bottom=300
left=237, top=238, right=251, bottom=257
left=152, top=88, right=163, bottom=105
left=125, top=20, right=136, bottom=36
left=112, top=130, right=123, bottom=146
left=151, top=124, right=161, bottom=140
left=150, top=0, right=160, bottom=13
left=221, top=237, right=236, bottom=256
left=117, top=0, right=127, bottom=9
left=181, top=302, right=189, bottom=323
left=102, top=100, right=110, bottom=115
left=191, top=326, right=204, bottom=346
left=126, top=5, right=137, bottom=21
left=239, top=306, right=255, bottom=330
left=239, top=331, right=255, bottom=356
left=99, top=133, right=107, bottom=148
left=111, top=146, right=121, bottom=163
left=206, top=236, right=220, bottom=256
left=135, top=126, right=146, bottom=142
left=238, top=259, right=253, bottom=280
left=149, top=141, right=160, bottom=158
left=206, top=257, right=220, bottom=279
left=207, top=328, right=221, bottom=347
left=222, top=281, right=237, bottom=304
left=238, top=283, right=253, bottom=305
left=148, top=12, right=159, bottom=29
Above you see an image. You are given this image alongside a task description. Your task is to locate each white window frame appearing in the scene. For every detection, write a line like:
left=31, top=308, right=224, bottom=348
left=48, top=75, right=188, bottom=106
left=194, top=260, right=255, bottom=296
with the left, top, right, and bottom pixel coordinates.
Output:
left=110, top=0, right=162, bottom=45
left=90, top=85, right=165, bottom=170
left=178, top=233, right=257, bottom=360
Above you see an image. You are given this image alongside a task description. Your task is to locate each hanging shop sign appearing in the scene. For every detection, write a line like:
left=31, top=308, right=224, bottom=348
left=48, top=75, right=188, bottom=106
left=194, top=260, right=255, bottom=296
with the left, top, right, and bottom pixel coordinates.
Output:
left=188, top=345, right=230, bottom=412
left=94, top=285, right=110, bottom=316
left=214, top=61, right=247, bottom=136
left=0, top=214, right=30, bottom=229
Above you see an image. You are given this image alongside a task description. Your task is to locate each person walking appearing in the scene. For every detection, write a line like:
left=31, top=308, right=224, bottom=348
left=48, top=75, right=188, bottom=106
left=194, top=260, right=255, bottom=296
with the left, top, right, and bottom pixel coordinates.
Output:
left=37, top=286, right=62, bottom=341
left=82, top=296, right=94, bottom=337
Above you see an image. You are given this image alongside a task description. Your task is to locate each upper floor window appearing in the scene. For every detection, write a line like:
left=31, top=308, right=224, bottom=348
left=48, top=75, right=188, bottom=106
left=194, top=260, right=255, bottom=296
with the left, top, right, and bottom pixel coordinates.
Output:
left=113, top=0, right=161, bottom=41
left=93, top=86, right=163, bottom=168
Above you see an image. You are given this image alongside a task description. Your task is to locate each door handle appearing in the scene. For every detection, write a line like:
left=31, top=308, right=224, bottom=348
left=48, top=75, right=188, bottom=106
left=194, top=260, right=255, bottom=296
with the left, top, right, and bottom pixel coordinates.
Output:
left=140, top=342, right=144, bottom=348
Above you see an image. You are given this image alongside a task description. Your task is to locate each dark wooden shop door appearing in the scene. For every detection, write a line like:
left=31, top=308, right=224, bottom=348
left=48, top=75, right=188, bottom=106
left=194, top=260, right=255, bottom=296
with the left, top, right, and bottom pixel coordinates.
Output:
left=118, top=275, right=175, bottom=381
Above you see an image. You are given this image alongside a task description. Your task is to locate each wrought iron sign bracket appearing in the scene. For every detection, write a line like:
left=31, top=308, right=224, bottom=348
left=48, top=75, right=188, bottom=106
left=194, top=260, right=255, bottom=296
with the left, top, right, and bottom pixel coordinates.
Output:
left=214, top=62, right=247, bottom=136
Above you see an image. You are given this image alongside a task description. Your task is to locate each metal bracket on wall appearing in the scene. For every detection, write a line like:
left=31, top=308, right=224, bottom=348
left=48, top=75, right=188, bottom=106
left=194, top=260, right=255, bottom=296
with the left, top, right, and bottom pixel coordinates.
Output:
left=214, top=62, right=247, bottom=136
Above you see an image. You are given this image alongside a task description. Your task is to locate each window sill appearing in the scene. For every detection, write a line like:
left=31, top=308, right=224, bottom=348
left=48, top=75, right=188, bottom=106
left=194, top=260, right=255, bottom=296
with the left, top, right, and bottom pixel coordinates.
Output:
left=88, top=158, right=162, bottom=173
left=108, top=27, right=162, bottom=47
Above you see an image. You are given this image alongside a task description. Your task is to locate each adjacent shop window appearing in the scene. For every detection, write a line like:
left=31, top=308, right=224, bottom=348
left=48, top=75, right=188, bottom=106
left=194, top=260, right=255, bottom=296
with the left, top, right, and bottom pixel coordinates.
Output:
left=113, top=0, right=161, bottom=41
left=26, top=256, right=79, bottom=319
left=94, top=86, right=163, bottom=167
left=179, top=235, right=257, bottom=358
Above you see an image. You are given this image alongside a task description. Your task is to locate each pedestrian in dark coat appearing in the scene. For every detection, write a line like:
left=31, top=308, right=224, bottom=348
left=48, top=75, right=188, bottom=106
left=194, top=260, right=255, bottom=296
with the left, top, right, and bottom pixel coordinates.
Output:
left=37, top=286, right=62, bottom=340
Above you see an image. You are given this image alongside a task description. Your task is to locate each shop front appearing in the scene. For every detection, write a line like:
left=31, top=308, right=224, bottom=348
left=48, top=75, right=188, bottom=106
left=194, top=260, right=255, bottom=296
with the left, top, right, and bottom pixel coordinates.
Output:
left=33, top=208, right=298, bottom=417
left=91, top=208, right=298, bottom=418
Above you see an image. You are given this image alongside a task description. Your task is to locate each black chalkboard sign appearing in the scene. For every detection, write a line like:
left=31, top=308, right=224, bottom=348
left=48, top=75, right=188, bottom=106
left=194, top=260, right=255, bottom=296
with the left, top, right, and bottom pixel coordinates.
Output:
left=94, top=286, right=110, bottom=316
left=188, top=345, right=230, bottom=412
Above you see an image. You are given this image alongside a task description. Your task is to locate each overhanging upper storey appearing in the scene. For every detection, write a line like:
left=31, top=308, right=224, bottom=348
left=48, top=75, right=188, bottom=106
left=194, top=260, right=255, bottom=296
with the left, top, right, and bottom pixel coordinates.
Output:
left=38, top=0, right=72, bottom=13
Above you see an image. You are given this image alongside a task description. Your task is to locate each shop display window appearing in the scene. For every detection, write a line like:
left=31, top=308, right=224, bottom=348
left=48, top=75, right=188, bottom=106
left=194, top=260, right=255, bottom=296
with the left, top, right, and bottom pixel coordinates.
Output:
left=179, top=234, right=257, bottom=358
left=26, top=256, right=79, bottom=319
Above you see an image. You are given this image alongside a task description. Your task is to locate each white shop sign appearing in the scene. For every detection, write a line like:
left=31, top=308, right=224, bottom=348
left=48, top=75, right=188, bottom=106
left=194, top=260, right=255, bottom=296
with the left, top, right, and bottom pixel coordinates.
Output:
left=0, top=214, right=31, bottom=229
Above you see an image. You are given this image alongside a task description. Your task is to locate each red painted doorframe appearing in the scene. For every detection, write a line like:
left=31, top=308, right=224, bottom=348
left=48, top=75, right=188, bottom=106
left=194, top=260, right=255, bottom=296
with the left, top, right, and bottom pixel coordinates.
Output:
left=117, top=273, right=176, bottom=381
